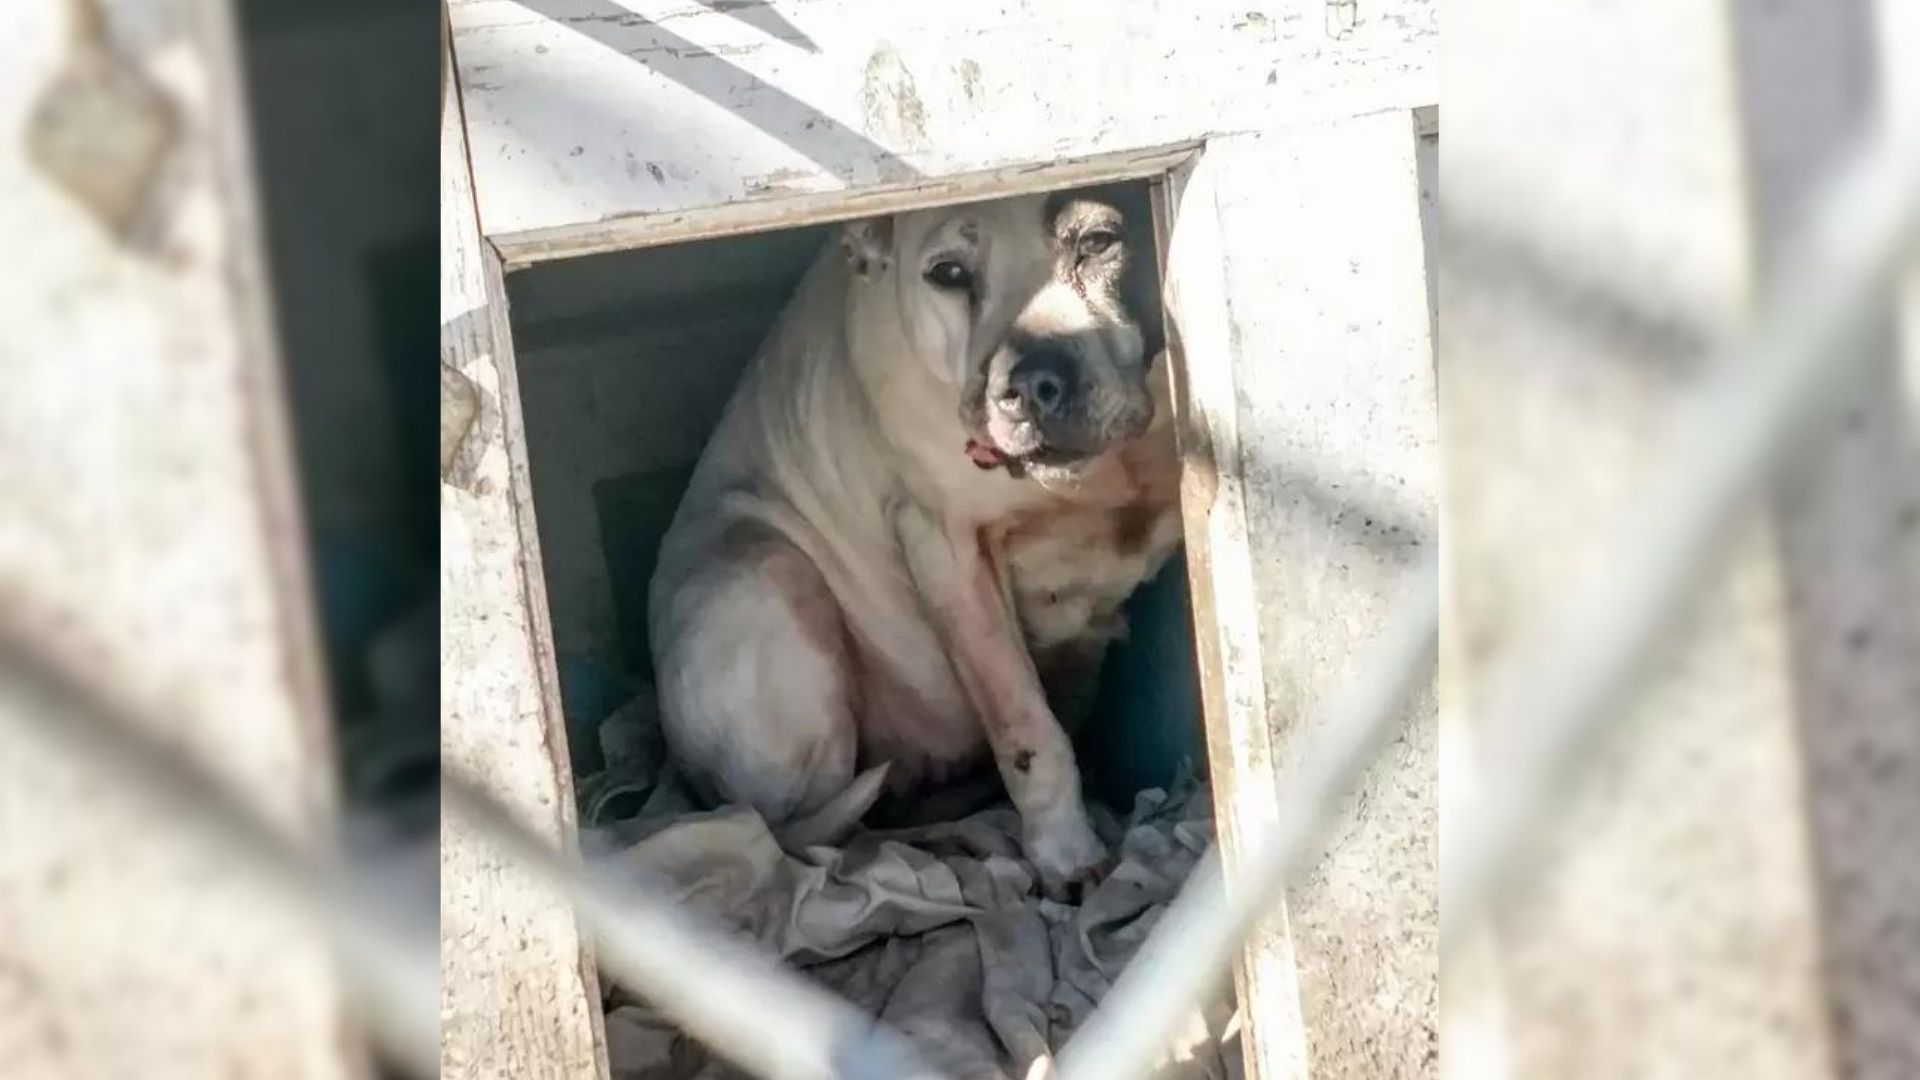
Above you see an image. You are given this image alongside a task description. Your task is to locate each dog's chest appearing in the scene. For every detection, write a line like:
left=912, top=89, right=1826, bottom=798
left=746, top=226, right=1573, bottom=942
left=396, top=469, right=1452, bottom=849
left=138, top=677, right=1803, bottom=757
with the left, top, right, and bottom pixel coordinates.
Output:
left=993, top=436, right=1182, bottom=651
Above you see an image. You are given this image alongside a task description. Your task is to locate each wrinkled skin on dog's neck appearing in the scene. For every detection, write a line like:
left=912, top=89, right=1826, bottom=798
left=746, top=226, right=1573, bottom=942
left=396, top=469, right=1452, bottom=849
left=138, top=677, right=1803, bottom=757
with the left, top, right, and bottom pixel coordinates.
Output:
left=839, top=195, right=1153, bottom=496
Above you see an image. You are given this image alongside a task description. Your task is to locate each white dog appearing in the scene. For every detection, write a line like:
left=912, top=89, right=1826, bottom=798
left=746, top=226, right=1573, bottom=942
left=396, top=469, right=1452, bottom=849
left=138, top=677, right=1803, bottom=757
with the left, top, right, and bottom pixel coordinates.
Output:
left=649, top=188, right=1182, bottom=893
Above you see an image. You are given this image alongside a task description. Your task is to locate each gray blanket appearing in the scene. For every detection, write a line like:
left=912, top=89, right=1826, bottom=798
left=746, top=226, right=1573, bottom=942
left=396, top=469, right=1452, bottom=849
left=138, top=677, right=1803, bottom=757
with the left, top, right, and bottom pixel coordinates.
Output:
left=578, top=700, right=1242, bottom=1080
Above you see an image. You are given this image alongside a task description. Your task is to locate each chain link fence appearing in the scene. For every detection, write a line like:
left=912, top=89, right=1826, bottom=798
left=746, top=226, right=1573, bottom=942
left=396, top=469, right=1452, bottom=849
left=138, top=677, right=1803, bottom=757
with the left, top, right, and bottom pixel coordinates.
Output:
left=2, top=111, right=1911, bottom=1078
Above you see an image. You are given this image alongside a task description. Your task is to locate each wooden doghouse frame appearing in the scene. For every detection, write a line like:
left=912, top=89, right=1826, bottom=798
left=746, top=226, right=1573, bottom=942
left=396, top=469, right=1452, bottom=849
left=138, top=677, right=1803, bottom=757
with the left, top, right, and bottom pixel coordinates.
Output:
left=440, top=4, right=1439, bottom=1078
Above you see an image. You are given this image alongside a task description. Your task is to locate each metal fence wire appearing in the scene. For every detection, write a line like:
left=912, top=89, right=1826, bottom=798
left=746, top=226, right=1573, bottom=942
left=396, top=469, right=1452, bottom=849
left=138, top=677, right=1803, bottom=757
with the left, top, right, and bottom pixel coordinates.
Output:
left=1, top=116, right=1914, bottom=1080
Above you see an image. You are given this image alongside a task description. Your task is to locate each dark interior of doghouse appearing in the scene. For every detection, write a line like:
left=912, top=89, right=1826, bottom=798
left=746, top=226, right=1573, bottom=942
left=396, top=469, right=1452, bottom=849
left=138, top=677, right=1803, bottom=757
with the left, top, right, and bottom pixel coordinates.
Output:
left=504, top=182, right=1204, bottom=815
left=237, top=2, right=440, bottom=856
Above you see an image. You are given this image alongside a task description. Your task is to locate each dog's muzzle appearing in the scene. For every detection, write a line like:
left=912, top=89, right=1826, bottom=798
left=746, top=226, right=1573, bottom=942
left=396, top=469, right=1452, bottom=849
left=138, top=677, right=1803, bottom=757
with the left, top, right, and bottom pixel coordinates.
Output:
left=985, top=344, right=1086, bottom=460
left=973, top=337, right=1151, bottom=475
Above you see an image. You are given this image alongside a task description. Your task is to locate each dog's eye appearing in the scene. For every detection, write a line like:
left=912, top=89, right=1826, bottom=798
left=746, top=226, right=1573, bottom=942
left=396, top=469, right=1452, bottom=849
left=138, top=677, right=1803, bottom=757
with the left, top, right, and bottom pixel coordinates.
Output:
left=925, top=260, right=973, bottom=290
left=1076, top=229, right=1120, bottom=259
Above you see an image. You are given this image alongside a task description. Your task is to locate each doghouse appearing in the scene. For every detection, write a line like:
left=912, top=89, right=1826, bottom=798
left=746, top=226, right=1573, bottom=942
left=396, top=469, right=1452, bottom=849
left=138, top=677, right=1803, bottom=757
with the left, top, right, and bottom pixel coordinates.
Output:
left=503, top=184, right=1207, bottom=804
left=440, top=4, right=1439, bottom=1078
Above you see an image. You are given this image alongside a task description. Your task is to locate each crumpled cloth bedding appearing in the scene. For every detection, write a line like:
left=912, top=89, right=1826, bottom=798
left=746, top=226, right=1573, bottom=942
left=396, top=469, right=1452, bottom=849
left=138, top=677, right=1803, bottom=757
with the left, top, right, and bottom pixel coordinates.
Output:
left=577, top=698, right=1242, bottom=1080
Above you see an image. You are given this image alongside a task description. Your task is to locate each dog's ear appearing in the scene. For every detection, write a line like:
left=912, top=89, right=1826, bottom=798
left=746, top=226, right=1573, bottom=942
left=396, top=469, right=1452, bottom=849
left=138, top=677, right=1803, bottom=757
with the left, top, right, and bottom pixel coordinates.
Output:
left=840, top=217, right=895, bottom=279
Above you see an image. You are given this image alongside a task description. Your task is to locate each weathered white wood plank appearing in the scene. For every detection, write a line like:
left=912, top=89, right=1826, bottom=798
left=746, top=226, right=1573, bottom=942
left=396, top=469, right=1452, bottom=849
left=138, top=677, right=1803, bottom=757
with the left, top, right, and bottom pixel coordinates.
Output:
left=1164, top=112, right=1438, bottom=1080
left=1160, top=148, right=1308, bottom=1080
left=0, top=1, right=352, bottom=1078
left=441, top=25, right=611, bottom=1080
left=497, top=140, right=1198, bottom=267
left=1442, top=2, right=1847, bottom=1077
left=449, top=0, right=1436, bottom=249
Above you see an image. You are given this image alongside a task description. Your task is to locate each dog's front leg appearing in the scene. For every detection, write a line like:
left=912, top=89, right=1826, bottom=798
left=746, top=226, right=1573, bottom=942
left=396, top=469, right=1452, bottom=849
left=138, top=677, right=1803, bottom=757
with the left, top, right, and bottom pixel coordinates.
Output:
left=896, top=503, right=1107, bottom=895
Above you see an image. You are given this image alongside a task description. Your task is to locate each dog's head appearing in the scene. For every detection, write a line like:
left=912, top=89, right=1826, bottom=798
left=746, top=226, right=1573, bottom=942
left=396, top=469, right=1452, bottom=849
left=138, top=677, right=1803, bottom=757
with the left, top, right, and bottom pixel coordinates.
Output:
left=841, top=186, right=1161, bottom=481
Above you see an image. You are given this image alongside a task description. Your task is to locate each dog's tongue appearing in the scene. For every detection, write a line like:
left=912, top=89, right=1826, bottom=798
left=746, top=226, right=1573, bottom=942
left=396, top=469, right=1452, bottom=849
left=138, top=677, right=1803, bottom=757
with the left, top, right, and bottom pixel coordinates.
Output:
left=964, top=439, right=1010, bottom=470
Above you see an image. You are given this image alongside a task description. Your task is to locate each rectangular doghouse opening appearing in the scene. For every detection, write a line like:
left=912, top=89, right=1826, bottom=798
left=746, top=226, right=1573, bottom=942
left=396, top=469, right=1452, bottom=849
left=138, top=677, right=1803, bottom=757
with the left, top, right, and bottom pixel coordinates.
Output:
left=508, top=181, right=1205, bottom=811
left=503, top=180, right=1230, bottom=1076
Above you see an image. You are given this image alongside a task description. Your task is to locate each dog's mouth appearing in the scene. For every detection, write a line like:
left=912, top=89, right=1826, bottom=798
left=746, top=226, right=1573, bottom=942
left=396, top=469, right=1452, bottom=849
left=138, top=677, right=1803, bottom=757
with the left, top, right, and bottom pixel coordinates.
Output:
left=967, top=336, right=1153, bottom=478
left=963, top=432, right=1095, bottom=480
left=965, top=436, right=1037, bottom=480
left=964, top=438, right=1014, bottom=470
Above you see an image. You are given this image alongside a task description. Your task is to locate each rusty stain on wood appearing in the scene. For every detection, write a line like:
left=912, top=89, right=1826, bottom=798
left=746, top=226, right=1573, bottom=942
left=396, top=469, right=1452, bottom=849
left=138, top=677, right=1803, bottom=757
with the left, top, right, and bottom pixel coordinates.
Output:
left=26, top=0, right=177, bottom=245
left=958, top=58, right=984, bottom=100
left=859, top=41, right=930, bottom=152
left=441, top=360, right=485, bottom=488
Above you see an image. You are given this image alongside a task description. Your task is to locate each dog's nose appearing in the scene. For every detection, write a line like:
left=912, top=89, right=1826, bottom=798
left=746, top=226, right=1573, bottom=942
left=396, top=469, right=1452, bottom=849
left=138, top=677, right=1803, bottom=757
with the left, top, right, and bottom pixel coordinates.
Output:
left=1001, top=349, right=1076, bottom=420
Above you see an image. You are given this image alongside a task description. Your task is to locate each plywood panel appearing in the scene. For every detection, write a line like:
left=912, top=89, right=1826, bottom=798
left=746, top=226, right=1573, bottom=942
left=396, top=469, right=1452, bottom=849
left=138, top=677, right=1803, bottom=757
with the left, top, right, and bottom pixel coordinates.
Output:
left=440, top=25, right=610, bottom=1080
left=1163, top=112, right=1438, bottom=1079
left=448, top=0, right=1437, bottom=250
left=1160, top=148, right=1306, bottom=1080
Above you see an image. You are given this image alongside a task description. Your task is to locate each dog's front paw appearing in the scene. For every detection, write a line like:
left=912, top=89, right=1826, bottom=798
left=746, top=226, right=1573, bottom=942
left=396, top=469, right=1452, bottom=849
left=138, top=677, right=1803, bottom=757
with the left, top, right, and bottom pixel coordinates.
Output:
left=1025, top=811, right=1109, bottom=901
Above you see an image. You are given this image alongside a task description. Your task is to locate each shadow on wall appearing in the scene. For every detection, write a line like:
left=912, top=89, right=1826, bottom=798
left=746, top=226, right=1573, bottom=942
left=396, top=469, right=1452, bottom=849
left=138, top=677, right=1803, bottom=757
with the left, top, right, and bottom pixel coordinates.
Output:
left=492, top=0, right=920, bottom=193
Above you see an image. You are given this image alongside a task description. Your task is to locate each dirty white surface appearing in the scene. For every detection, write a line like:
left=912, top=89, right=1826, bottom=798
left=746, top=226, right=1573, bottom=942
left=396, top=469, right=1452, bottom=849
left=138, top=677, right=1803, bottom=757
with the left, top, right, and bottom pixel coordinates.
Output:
left=1163, top=114, right=1439, bottom=1079
left=0, top=2, right=348, bottom=1079
left=1441, top=2, right=1867, bottom=1078
left=447, top=0, right=1438, bottom=246
left=1744, top=2, right=1920, bottom=1077
left=441, top=27, right=610, bottom=1080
